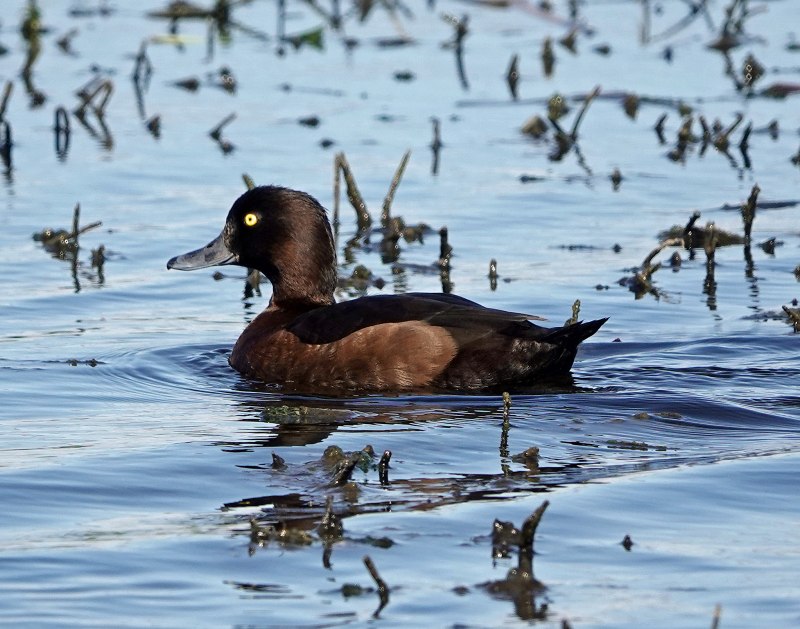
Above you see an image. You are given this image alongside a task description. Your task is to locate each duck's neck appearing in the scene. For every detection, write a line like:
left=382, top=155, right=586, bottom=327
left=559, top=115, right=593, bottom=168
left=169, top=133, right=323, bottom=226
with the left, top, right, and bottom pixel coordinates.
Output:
left=266, top=230, right=337, bottom=311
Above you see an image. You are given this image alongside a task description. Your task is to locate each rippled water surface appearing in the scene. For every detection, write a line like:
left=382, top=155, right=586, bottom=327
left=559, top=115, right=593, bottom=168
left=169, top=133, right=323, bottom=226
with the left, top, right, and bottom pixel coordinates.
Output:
left=1, top=1, right=800, bottom=627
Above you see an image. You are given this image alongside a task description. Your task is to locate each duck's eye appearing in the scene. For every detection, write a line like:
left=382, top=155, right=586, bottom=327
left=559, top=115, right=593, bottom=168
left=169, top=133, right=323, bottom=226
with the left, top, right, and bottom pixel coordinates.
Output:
left=243, top=213, right=259, bottom=227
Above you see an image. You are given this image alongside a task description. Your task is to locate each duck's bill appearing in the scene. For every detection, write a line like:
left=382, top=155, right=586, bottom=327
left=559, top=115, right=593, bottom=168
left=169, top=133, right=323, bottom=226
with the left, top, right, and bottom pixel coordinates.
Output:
left=166, top=232, right=237, bottom=270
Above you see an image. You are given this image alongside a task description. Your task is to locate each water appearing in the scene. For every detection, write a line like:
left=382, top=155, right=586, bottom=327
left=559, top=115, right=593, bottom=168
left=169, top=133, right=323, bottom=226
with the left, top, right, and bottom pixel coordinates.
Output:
left=1, top=1, right=800, bottom=626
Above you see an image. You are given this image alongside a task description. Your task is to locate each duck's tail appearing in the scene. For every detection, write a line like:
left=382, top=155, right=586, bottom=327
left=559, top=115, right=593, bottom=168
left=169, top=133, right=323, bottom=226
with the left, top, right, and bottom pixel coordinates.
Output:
left=543, top=317, right=608, bottom=349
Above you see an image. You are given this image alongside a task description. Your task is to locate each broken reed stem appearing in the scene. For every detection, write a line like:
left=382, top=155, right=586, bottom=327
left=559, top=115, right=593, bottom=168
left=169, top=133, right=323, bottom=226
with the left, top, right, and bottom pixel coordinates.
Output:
left=335, top=152, right=371, bottom=230
left=782, top=306, right=800, bottom=331
left=332, top=153, right=340, bottom=228
left=242, top=173, right=255, bottom=190
left=710, top=603, right=722, bottom=629
left=381, top=149, right=411, bottom=226
left=569, top=85, right=601, bottom=139
left=430, top=117, right=442, bottom=175
left=438, top=227, right=452, bottom=267
left=565, top=299, right=581, bottom=325
left=703, top=222, right=717, bottom=264
left=654, top=113, right=667, bottom=144
left=317, top=495, right=342, bottom=539
left=77, top=221, right=103, bottom=237
left=521, top=500, right=550, bottom=551
left=506, top=53, right=519, bottom=100
left=740, top=183, right=760, bottom=243
left=132, top=40, right=152, bottom=84
left=0, top=81, right=13, bottom=120
left=363, top=555, right=389, bottom=609
left=0, top=120, right=12, bottom=170
left=332, top=452, right=361, bottom=486
left=738, top=122, right=752, bottom=152
left=641, top=237, right=684, bottom=277
left=209, top=112, right=236, bottom=140
left=500, top=391, right=511, bottom=457
left=72, top=203, right=80, bottom=243
left=378, top=450, right=391, bottom=485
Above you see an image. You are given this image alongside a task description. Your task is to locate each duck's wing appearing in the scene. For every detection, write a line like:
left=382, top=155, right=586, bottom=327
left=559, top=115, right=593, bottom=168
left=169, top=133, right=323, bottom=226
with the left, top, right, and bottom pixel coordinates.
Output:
left=286, top=293, right=546, bottom=345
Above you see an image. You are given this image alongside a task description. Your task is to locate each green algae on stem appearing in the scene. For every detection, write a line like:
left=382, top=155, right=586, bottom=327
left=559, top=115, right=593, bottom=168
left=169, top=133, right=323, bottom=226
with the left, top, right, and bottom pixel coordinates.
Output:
left=564, top=300, right=581, bottom=326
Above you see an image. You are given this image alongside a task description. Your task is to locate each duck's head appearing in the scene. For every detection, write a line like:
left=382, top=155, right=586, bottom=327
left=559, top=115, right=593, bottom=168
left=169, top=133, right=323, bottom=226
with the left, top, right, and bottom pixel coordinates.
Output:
left=167, top=186, right=337, bottom=307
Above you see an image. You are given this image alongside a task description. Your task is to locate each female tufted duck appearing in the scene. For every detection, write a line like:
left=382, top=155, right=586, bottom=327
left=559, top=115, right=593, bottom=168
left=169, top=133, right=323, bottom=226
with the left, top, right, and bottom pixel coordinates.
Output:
left=167, top=186, right=606, bottom=394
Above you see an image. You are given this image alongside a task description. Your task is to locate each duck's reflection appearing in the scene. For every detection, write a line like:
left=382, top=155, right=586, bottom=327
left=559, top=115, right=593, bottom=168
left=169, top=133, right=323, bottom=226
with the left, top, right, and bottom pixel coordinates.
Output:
left=216, top=392, right=599, bottom=622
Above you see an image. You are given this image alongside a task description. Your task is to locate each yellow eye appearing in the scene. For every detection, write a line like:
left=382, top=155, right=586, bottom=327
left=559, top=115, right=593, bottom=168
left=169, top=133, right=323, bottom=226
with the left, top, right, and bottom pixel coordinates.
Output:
left=243, top=213, right=259, bottom=227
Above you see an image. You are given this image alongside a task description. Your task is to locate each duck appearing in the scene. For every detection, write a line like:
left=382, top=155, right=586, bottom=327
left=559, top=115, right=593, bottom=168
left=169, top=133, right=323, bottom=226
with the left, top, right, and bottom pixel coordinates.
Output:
left=167, top=185, right=606, bottom=395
